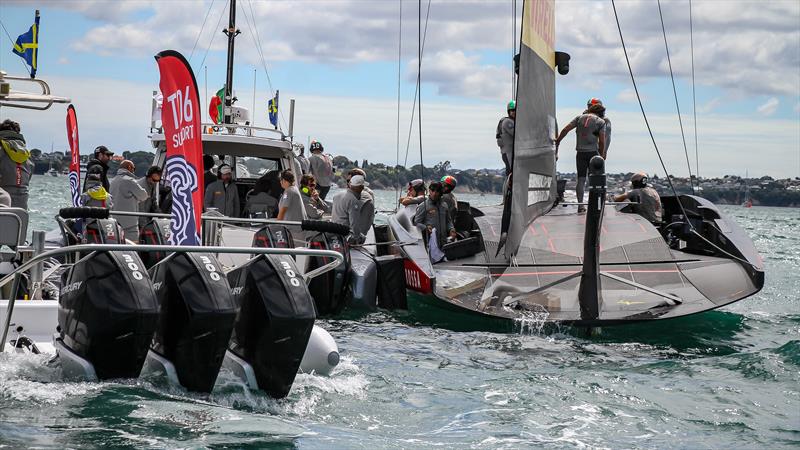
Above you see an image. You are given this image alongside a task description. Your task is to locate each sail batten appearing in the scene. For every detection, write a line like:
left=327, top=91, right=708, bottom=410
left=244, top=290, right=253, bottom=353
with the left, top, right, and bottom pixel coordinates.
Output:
left=499, top=0, right=558, bottom=260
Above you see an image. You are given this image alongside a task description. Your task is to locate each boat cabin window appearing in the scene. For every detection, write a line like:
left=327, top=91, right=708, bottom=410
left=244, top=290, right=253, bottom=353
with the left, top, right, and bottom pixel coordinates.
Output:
left=233, top=156, right=281, bottom=179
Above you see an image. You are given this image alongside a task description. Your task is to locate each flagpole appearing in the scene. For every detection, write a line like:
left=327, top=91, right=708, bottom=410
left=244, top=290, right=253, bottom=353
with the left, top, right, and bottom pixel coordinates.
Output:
left=204, top=65, right=208, bottom=124
left=252, top=68, right=256, bottom=127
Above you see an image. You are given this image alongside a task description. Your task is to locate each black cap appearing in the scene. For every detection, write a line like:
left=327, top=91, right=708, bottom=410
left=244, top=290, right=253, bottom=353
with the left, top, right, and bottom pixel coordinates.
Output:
left=94, top=145, right=114, bottom=156
left=146, top=166, right=163, bottom=177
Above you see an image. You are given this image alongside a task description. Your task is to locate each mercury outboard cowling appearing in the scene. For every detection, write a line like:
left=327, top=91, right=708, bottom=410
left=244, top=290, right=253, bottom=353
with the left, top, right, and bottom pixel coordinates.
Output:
left=307, top=232, right=350, bottom=315
left=147, top=252, right=237, bottom=392
left=226, top=254, right=315, bottom=398
left=83, top=218, right=125, bottom=244
left=57, top=250, right=158, bottom=379
left=252, top=224, right=295, bottom=249
left=138, top=218, right=172, bottom=268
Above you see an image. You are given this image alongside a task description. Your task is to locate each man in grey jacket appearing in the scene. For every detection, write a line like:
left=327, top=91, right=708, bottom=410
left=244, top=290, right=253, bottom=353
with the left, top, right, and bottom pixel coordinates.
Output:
left=204, top=164, right=240, bottom=217
left=332, top=174, right=372, bottom=244
left=0, top=119, right=34, bottom=210
left=110, top=160, right=149, bottom=241
left=414, top=181, right=456, bottom=249
left=308, top=141, right=334, bottom=200
left=137, top=166, right=162, bottom=228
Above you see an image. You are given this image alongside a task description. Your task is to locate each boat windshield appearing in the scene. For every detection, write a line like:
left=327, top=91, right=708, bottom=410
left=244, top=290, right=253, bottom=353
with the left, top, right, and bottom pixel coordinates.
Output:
left=232, top=156, right=281, bottom=179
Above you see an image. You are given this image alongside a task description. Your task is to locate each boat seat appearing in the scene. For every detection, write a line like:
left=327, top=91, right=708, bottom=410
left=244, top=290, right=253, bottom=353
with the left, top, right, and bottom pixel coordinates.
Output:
left=0, top=207, right=28, bottom=261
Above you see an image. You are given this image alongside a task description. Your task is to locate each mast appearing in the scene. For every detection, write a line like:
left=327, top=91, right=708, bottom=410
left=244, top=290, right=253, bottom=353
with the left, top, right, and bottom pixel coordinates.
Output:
left=223, top=0, right=240, bottom=125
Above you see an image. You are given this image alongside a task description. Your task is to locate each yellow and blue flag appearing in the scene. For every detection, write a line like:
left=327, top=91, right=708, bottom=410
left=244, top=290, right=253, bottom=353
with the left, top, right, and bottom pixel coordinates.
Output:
left=12, top=10, right=40, bottom=79
left=268, top=90, right=279, bottom=128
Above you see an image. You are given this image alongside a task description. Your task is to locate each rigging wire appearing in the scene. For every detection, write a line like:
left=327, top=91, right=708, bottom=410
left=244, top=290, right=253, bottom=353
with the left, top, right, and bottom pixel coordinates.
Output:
left=240, top=1, right=287, bottom=131
left=657, top=0, right=695, bottom=195
left=0, top=18, right=34, bottom=75
left=612, top=0, right=758, bottom=270
left=198, top=0, right=229, bottom=72
left=402, top=0, right=432, bottom=168
left=396, top=0, right=403, bottom=203
left=512, top=0, right=517, bottom=98
left=689, top=0, right=699, bottom=179
left=418, top=0, right=423, bottom=178
left=189, top=0, right=216, bottom=63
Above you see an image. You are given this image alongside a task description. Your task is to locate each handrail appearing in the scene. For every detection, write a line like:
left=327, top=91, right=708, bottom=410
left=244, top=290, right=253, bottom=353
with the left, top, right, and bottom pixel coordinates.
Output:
left=110, top=210, right=303, bottom=227
left=0, top=243, right=343, bottom=351
left=0, top=73, right=71, bottom=110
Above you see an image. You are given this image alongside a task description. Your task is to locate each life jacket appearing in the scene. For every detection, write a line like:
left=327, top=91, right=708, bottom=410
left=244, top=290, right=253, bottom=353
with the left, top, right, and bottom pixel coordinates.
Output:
left=0, top=137, right=31, bottom=187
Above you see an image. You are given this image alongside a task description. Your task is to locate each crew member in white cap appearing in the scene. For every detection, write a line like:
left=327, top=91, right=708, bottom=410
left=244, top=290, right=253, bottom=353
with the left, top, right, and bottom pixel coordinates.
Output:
left=204, top=163, right=240, bottom=217
left=332, top=173, right=373, bottom=244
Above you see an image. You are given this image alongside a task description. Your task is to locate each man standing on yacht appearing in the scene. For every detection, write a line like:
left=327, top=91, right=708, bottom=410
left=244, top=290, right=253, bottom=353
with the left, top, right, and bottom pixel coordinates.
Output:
left=308, top=141, right=333, bottom=200
left=85, top=145, right=114, bottom=191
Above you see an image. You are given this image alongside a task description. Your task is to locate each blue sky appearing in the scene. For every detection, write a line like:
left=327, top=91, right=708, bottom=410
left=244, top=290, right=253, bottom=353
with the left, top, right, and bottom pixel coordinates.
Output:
left=0, top=0, right=797, bottom=178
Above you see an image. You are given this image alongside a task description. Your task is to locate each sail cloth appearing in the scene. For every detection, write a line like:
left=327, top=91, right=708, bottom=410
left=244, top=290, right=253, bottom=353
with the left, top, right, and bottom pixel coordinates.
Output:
left=65, top=105, right=81, bottom=206
left=155, top=50, right=204, bottom=245
left=499, top=0, right=558, bottom=260
left=12, top=10, right=39, bottom=78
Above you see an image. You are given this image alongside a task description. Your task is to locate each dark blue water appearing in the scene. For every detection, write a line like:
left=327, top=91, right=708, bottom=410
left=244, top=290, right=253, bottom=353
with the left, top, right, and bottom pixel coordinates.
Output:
left=2, top=176, right=797, bottom=448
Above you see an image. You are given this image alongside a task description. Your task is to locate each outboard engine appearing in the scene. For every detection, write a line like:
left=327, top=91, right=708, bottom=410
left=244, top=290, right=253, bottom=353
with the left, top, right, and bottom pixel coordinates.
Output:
left=252, top=224, right=295, bottom=249
left=83, top=218, right=125, bottom=244
left=56, top=250, right=158, bottom=380
left=138, top=218, right=172, bottom=268
left=223, top=254, right=315, bottom=399
left=307, top=232, right=350, bottom=315
left=143, top=252, right=237, bottom=393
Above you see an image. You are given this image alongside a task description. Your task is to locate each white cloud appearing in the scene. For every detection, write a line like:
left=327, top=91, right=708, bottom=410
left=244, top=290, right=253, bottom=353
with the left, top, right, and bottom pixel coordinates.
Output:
left=410, top=50, right=511, bottom=100
left=697, top=97, right=723, bottom=114
left=757, top=97, right=780, bottom=116
left=26, top=0, right=797, bottom=101
left=615, top=89, right=641, bottom=104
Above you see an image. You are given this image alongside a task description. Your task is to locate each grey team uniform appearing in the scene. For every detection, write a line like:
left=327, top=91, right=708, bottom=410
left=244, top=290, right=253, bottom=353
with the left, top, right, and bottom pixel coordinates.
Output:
left=204, top=180, right=240, bottom=217
left=414, top=198, right=454, bottom=248
left=626, top=187, right=662, bottom=224
left=308, top=153, right=333, bottom=190
left=496, top=117, right=515, bottom=172
left=278, top=185, right=307, bottom=221
left=332, top=189, right=372, bottom=244
left=0, top=129, right=33, bottom=210
left=569, top=113, right=606, bottom=176
left=109, top=168, right=149, bottom=240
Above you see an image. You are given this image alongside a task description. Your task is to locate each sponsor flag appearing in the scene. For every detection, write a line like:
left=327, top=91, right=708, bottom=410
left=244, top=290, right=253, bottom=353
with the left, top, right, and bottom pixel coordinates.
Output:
left=155, top=50, right=204, bottom=245
left=268, top=90, right=279, bottom=128
left=208, top=86, right=224, bottom=124
left=65, top=105, right=81, bottom=206
left=12, top=10, right=40, bottom=78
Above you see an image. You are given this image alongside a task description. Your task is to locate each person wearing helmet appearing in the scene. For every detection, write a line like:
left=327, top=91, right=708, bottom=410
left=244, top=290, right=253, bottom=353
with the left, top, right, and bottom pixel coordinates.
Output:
left=585, top=98, right=611, bottom=156
left=441, top=175, right=458, bottom=223
left=495, top=100, right=516, bottom=174
left=555, top=100, right=607, bottom=213
left=0, top=119, right=34, bottom=209
left=613, top=172, right=662, bottom=224
left=308, top=140, right=334, bottom=200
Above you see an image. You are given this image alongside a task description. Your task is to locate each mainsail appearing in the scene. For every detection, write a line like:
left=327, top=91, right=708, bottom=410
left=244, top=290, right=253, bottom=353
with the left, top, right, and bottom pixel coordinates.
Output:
left=499, top=0, right=558, bottom=260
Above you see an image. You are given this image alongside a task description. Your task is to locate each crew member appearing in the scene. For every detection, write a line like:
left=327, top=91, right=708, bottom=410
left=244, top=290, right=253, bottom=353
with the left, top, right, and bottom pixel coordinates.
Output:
left=613, top=172, right=662, bottom=224
left=586, top=98, right=611, bottom=155
left=245, top=171, right=279, bottom=218
left=81, top=173, right=112, bottom=208
left=85, top=145, right=114, bottom=191
left=0, top=119, right=34, bottom=209
left=496, top=100, right=516, bottom=174
left=203, top=154, right=217, bottom=189
left=0, top=188, right=11, bottom=207
left=300, top=174, right=330, bottom=219
left=277, top=169, right=306, bottom=221
left=555, top=101, right=607, bottom=213
left=308, top=140, right=334, bottom=200
left=110, top=160, right=149, bottom=241
left=414, top=181, right=456, bottom=249
left=332, top=174, right=371, bottom=244
left=204, top=164, right=239, bottom=216
left=348, top=168, right=375, bottom=203
left=137, top=166, right=163, bottom=228
left=400, top=179, right=426, bottom=206
left=441, top=175, right=458, bottom=222
left=296, top=144, right=310, bottom=174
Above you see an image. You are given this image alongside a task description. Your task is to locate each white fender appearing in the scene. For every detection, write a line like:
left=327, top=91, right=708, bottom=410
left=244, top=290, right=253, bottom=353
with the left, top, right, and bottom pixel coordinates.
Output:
left=300, top=325, right=339, bottom=376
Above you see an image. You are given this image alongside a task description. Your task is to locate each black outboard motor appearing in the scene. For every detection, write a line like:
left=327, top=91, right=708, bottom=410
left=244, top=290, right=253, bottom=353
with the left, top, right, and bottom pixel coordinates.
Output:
left=146, top=252, right=237, bottom=392
left=307, top=232, right=350, bottom=315
left=252, top=224, right=295, bottom=249
left=83, top=218, right=125, bottom=244
left=138, top=218, right=172, bottom=268
left=57, top=250, right=159, bottom=379
left=225, top=254, right=315, bottom=399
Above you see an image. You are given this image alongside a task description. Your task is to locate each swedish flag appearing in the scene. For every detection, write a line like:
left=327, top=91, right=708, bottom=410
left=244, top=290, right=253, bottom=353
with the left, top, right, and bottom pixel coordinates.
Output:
left=12, top=10, right=40, bottom=78
left=268, top=90, right=279, bottom=128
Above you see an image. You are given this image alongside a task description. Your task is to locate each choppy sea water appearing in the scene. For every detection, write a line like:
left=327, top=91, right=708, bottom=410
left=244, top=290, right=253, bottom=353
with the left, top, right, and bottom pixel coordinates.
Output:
left=3, top=175, right=798, bottom=448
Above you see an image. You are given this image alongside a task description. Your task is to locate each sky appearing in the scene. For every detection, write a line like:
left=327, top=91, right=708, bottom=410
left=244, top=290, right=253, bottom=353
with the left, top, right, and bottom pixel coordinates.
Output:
left=0, top=0, right=798, bottom=179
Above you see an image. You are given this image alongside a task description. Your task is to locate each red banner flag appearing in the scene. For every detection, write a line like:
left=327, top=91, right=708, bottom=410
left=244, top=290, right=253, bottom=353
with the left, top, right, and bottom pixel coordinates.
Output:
left=155, top=50, right=204, bottom=245
left=65, top=104, right=81, bottom=206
